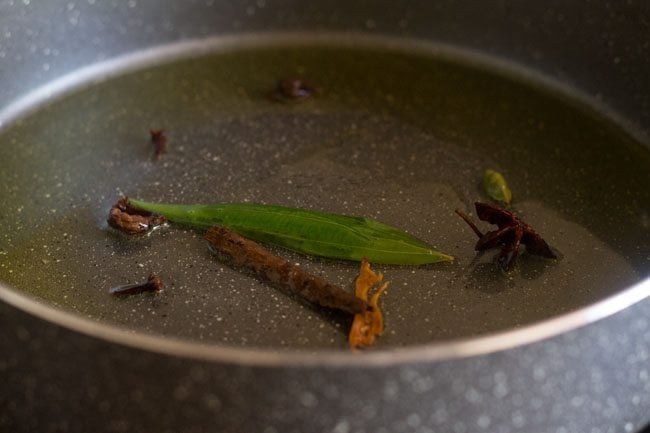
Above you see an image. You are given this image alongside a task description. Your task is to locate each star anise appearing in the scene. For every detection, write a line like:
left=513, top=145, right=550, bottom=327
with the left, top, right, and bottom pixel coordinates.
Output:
left=455, top=202, right=556, bottom=270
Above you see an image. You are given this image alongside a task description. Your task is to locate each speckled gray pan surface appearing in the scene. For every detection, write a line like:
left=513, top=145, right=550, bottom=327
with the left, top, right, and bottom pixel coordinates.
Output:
left=0, top=35, right=648, bottom=349
left=1, top=1, right=649, bottom=432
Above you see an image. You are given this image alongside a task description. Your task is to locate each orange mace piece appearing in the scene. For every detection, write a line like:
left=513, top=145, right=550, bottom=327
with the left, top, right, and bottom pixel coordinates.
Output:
left=348, top=258, right=389, bottom=350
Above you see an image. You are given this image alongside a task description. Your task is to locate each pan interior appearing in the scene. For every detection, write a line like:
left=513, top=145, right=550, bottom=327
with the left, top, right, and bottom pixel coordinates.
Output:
left=0, top=34, right=648, bottom=350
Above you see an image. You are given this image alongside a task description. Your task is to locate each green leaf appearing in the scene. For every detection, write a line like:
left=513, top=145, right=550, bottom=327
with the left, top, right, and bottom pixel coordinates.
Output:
left=128, top=199, right=453, bottom=265
left=483, top=169, right=512, bottom=205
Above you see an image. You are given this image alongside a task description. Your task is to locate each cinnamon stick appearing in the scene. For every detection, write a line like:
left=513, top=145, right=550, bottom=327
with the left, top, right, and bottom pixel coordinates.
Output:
left=205, top=226, right=369, bottom=315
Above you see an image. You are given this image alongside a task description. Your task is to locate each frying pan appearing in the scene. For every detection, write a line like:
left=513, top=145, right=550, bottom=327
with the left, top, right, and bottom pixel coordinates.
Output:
left=1, top=1, right=649, bottom=432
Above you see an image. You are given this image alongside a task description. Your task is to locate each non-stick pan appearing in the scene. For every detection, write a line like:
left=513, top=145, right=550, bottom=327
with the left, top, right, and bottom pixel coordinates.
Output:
left=1, top=1, right=649, bottom=432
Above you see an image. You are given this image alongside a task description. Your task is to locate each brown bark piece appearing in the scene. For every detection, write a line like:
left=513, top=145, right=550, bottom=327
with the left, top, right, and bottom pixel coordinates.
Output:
left=205, top=226, right=368, bottom=315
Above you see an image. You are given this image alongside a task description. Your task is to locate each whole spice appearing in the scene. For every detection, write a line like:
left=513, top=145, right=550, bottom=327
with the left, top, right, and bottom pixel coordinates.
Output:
left=273, top=78, right=316, bottom=102
left=150, top=129, right=167, bottom=160
left=483, top=169, right=512, bottom=205
left=107, top=197, right=167, bottom=235
left=348, top=259, right=389, bottom=350
left=455, top=202, right=556, bottom=270
left=205, top=225, right=369, bottom=315
left=123, top=198, right=453, bottom=265
left=110, top=273, right=163, bottom=296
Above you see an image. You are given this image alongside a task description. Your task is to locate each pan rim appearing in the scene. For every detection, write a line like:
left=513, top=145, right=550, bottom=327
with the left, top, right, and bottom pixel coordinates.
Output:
left=0, top=31, right=648, bottom=367
left=0, top=277, right=648, bottom=367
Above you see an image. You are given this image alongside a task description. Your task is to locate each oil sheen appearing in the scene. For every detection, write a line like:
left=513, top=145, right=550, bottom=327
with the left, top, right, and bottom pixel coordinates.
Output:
left=0, top=35, right=648, bottom=349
